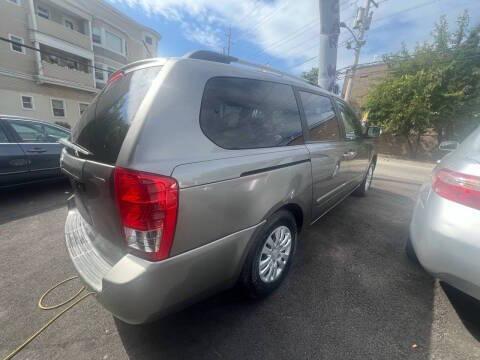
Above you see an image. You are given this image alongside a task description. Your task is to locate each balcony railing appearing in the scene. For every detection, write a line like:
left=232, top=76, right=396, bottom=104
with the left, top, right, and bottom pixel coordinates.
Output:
left=36, top=16, right=91, bottom=50
left=42, top=61, right=94, bottom=88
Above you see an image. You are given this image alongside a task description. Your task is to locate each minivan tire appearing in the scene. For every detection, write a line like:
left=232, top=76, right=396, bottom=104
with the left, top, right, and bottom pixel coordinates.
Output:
left=353, top=161, right=375, bottom=197
left=240, top=210, right=297, bottom=299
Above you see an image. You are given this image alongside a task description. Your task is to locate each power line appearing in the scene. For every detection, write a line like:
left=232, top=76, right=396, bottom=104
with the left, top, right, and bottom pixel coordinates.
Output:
left=335, top=52, right=480, bottom=79
left=0, top=36, right=115, bottom=74
left=252, top=4, right=358, bottom=59
left=288, top=0, right=443, bottom=73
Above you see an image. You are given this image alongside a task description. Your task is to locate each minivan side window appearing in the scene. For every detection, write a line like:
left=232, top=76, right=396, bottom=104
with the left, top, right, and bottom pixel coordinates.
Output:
left=200, top=77, right=304, bottom=149
left=335, top=100, right=363, bottom=140
left=299, top=91, right=340, bottom=141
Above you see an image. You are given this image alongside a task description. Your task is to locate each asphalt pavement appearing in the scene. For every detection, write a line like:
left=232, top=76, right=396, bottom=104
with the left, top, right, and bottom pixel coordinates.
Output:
left=1, top=158, right=480, bottom=360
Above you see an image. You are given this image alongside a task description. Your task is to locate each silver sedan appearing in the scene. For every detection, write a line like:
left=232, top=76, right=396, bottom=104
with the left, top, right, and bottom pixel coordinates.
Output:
left=408, top=125, right=480, bottom=300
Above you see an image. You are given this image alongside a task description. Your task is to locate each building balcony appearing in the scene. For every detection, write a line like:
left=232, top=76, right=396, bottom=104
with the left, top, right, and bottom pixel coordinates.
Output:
left=36, top=16, right=92, bottom=51
left=40, top=61, right=95, bottom=91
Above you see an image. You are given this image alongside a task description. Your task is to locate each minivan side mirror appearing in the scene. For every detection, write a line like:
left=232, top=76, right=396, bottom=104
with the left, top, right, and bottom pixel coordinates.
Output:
left=438, top=140, right=459, bottom=152
left=365, top=126, right=382, bottom=138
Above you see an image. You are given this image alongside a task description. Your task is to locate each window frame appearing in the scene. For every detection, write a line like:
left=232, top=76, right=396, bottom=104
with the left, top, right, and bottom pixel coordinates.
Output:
left=36, top=4, right=49, bottom=19
left=20, top=95, right=34, bottom=110
left=50, top=98, right=66, bottom=118
left=145, top=35, right=153, bottom=45
left=199, top=76, right=306, bottom=150
left=294, top=87, right=342, bottom=144
left=332, top=97, right=364, bottom=141
left=92, top=26, right=102, bottom=44
left=105, top=30, right=125, bottom=55
left=9, top=34, right=25, bottom=54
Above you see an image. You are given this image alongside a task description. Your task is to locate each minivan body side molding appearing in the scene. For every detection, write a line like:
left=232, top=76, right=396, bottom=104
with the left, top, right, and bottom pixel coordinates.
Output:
left=240, top=159, right=311, bottom=177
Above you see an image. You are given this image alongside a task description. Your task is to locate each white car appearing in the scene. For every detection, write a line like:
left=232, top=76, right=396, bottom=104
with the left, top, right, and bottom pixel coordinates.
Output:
left=408, top=125, right=480, bottom=299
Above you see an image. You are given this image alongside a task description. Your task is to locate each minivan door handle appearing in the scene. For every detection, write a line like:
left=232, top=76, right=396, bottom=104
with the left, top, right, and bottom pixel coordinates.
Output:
left=27, top=147, right=47, bottom=153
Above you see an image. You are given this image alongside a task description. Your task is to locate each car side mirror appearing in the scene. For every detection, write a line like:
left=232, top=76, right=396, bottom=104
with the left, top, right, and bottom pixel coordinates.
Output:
left=365, top=126, right=381, bottom=138
left=438, top=140, right=459, bottom=152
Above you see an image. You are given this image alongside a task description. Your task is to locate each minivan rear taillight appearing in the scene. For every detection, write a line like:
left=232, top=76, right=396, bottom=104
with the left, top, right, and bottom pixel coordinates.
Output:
left=432, top=168, right=480, bottom=210
left=114, top=167, right=179, bottom=261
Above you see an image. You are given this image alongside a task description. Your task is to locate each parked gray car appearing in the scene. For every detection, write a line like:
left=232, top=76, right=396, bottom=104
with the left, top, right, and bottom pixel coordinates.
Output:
left=408, top=125, right=480, bottom=300
left=0, top=116, right=70, bottom=188
left=61, top=51, right=379, bottom=324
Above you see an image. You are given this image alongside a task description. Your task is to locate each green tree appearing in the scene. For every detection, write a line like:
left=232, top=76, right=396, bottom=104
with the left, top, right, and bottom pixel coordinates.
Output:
left=366, top=11, right=480, bottom=155
left=301, top=67, right=318, bottom=85
left=366, top=71, right=432, bottom=157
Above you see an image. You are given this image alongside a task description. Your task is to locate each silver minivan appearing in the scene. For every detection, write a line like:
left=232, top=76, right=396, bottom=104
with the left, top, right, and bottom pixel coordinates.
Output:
left=61, top=51, right=379, bottom=324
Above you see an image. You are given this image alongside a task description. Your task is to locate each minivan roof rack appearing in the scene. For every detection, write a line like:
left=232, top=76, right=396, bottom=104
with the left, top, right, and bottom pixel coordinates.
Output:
left=184, top=50, right=319, bottom=88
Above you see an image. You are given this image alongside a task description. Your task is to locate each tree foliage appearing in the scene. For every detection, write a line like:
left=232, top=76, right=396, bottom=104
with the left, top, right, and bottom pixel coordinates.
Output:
left=365, top=11, right=480, bottom=156
left=301, top=67, right=318, bottom=85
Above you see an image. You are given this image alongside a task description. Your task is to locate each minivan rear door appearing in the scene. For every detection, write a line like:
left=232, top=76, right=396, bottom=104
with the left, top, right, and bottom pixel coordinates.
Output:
left=62, top=65, right=163, bottom=263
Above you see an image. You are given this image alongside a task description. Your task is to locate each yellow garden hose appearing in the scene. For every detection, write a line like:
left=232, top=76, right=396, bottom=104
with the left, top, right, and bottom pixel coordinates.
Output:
left=2, top=276, right=95, bottom=360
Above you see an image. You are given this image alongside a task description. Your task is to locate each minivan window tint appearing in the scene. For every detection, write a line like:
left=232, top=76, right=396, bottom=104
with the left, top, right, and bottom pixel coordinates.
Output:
left=335, top=100, right=363, bottom=140
left=72, top=66, right=162, bottom=164
left=200, top=77, right=304, bottom=149
left=299, top=91, right=340, bottom=141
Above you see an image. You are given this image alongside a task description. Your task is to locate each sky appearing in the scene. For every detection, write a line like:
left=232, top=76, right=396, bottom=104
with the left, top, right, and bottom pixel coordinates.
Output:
left=108, top=0, right=480, bottom=77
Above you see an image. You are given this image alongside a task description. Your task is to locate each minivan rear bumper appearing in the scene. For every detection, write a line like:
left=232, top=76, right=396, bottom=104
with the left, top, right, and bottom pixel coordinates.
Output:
left=65, top=204, right=262, bottom=324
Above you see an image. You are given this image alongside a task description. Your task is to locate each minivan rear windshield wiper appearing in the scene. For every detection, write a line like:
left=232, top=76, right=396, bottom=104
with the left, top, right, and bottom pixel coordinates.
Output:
left=58, top=138, right=93, bottom=156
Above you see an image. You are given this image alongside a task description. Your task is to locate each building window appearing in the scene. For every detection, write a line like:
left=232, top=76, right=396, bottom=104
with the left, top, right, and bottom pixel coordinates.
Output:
left=105, top=31, right=123, bottom=54
left=145, top=35, right=153, bottom=45
left=106, top=66, right=116, bottom=79
left=21, top=95, right=34, bottom=110
left=9, top=34, right=25, bottom=54
left=51, top=99, right=65, bottom=117
left=37, top=5, right=49, bottom=19
left=79, top=103, right=89, bottom=116
left=92, top=27, right=102, bottom=44
left=95, top=66, right=105, bottom=81
left=64, top=18, right=74, bottom=31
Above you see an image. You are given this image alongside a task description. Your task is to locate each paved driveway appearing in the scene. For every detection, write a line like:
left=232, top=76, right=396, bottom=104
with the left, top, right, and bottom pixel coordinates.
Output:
left=1, top=158, right=479, bottom=360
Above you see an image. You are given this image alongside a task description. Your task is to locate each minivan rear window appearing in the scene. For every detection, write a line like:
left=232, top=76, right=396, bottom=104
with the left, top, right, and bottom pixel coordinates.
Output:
left=71, top=66, right=162, bottom=164
left=200, top=77, right=304, bottom=149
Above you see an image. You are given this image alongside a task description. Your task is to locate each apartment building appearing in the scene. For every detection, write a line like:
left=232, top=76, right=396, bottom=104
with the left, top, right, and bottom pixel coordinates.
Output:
left=342, top=63, right=388, bottom=110
left=0, top=0, right=160, bottom=126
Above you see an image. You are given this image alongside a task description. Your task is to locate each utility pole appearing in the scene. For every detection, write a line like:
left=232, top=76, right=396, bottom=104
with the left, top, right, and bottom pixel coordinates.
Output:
left=226, top=26, right=232, bottom=56
left=317, top=0, right=340, bottom=91
left=343, top=0, right=378, bottom=102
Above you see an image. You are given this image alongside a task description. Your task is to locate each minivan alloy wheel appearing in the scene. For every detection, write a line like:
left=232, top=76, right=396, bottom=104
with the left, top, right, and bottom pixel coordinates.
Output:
left=259, top=225, right=292, bottom=283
